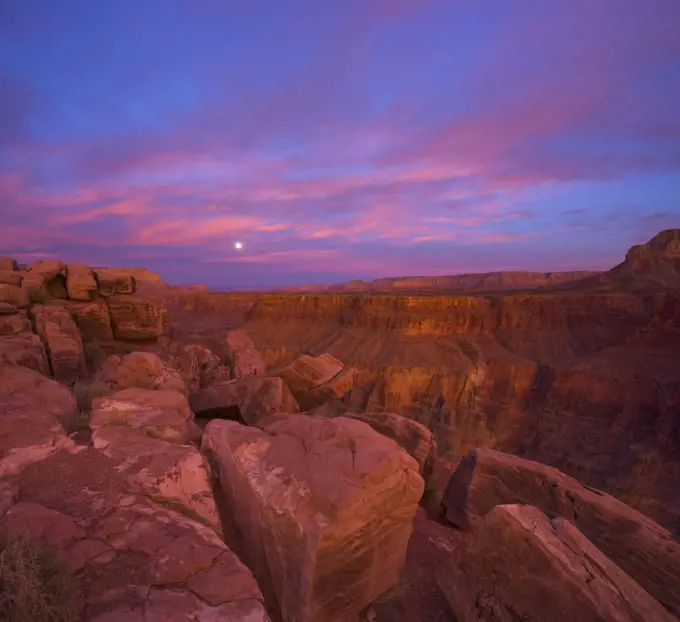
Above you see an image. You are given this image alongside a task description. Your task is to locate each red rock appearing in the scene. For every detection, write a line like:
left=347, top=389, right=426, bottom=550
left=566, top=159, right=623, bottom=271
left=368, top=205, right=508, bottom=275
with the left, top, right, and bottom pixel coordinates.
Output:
left=0, top=311, right=31, bottom=336
left=107, top=294, right=169, bottom=339
left=0, top=283, right=30, bottom=308
left=0, top=270, right=22, bottom=287
left=94, top=268, right=136, bottom=296
left=0, top=333, right=50, bottom=375
left=436, top=503, right=676, bottom=622
left=24, top=259, right=68, bottom=298
left=69, top=300, right=114, bottom=341
left=224, top=329, right=266, bottom=378
left=66, top=263, right=98, bottom=301
left=0, top=256, right=18, bottom=271
left=202, top=414, right=424, bottom=622
left=189, top=376, right=300, bottom=424
left=32, top=304, right=86, bottom=383
left=441, top=447, right=680, bottom=616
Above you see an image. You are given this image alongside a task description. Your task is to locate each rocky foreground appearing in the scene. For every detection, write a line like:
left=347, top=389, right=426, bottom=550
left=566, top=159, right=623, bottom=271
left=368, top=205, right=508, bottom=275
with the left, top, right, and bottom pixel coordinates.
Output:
left=1, top=247, right=680, bottom=621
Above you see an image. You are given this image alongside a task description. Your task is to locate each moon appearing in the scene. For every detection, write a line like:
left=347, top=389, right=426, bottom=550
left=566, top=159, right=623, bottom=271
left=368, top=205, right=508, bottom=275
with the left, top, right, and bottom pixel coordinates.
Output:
left=234, top=241, right=243, bottom=250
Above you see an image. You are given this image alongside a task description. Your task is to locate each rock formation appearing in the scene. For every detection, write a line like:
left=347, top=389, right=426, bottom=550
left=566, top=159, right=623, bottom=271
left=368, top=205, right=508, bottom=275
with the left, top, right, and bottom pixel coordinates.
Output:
left=224, top=328, right=267, bottom=378
left=202, top=414, right=424, bottom=622
left=436, top=503, right=676, bottom=622
left=441, top=447, right=680, bottom=616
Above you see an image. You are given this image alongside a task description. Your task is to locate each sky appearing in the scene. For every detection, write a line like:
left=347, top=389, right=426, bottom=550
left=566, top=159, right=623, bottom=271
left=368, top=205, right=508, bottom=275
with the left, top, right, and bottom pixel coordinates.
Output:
left=1, top=0, right=679, bottom=290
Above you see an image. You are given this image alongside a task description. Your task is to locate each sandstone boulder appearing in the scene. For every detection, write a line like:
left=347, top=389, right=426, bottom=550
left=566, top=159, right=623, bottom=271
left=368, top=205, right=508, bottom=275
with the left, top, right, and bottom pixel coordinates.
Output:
left=344, top=412, right=437, bottom=480
left=24, top=259, right=68, bottom=298
left=91, top=388, right=199, bottom=444
left=0, top=311, right=31, bottom=336
left=0, top=283, right=29, bottom=308
left=0, top=333, right=50, bottom=375
left=0, top=270, right=22, bottom=286
left=0, top=302, right=18, bottom=314
left=190, top=376, right=300, bottom=424
left=202, top=414, right=424, bottom=622
left=69, top=300, right=114, bottom=341
left=155, top=337, right=230, bottom=392
left=107, top=294, right=168, bottom=339
left=32, top=304, right=86, bottom=383
left=92, top=426, right=220, bottom=532
left=0, top=365, right=76, bottom=478
left=442, top=447, right=680, bottom=616
left=94, top=268, right=136, bottom=296
left=436, top=503, right=676, bottom=622
left=66, top=263, right=98, bottom=301
left=0, top=256, right=17, bottom=271
left=1, top=447, right=269, bottom=622
left=279, top=352, right=355, bottom=410
left=224, top=329, right=266, bottom=378
left=109, top=351, right=187, bottom=396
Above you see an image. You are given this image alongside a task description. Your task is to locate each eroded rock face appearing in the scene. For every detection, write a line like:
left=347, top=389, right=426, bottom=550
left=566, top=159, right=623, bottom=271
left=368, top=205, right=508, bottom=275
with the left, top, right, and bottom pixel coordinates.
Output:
left=0, top=271, right=22, bottom=287
left=436, top=504, right=676, bottom=622
left=91, top=388, right=199, bottom=444
left=441, top=448, right=680, bottom=616
left=32, top=304, right=86, bottom=383
left=24, top=259, right=68, bottom=298
left=94, top=268, right=136, bottom=296
left=279, top=353, right=355, bottom=410
left=155, top=337, right=230, bottom=393
left=225, top=329, right=266, bottom=379
left=66, top=263, right=98, bottom=301
left=190, top=376, right=300, bottom=425
left=202, top=414, right=424, bottom=622
left=107, top=295, right=169, bottom=339
left=0, top=283, right=30, bottom=308
left=0, top=365, right=76, bottom=478
left=69, top=300, right=114, bottom=341
left=344, top=412, right=437, bottom=480
left=0, top=333, right=49, bottom=375
left=0, top=256, right=18, bottom=272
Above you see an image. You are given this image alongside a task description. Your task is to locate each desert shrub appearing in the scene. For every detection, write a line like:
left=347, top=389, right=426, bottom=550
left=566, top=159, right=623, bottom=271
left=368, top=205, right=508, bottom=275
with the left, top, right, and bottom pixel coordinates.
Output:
left=0, top=532, right=81, bottom=622
left=72, top=380, right=112, bottom=413
left=104, top=406, right=131, bottom=427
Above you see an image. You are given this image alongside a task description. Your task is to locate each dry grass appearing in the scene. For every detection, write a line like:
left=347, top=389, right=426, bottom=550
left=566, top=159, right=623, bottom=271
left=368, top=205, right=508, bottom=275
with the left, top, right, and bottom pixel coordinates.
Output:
left=0, top=532, right=82, bottom=622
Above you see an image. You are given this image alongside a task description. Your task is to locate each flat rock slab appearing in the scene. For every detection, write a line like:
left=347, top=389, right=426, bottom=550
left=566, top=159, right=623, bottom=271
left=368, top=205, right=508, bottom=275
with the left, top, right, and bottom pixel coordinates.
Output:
left=224, top=329, right=266, bottom=378
left=436, top=503, right=676, bottom=622
left=94, top=268, right=136, bottom=296
left=202, top=414, right=424, bottom=622
left=91, top=388, right=199, bottom=444
left=2, top=448, right=269, bottom=622
left=107, top=295, right=169, bottom=339
left=442, top=447, right=680, bottom=617
left=190, top=376, right=299, bottom=425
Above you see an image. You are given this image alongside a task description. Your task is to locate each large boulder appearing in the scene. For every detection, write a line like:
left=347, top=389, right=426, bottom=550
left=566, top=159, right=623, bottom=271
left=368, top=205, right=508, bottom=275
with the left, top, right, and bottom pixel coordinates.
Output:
left=202, top=414, right=424, bottom=622
left=66, top=263, right=98, bottom=301
left=68, top=300, right=114, bottom=341
left=0, top=333, right=50, bottom=375
left=24, top=259, right=68, bottom=298
left=0, top=283, right=29, bottom=308
left=94, top=268, right=136, bottom=296
left=279, top=353, right=354, bottom=409
left=1, top=448, right=270, bottom=621
left=91, top=388, right=199, bottom=444
left=436, top=503, right=676, bottom=622
left=442, top=448, right=680, bottom=616
left=0, top=365, right=76, bottom=478
left=190, top=376, right=299, bottom=425
left=224, top=329, right=266, bottom=379
left=344, top=412, right=437, bottom=480
left=0, top=256, right=17, bottom=271
left=155, top=337, right=230, bottom=392
left=107, top=294, right=168, bottom=339
left=0, top=270, right=22, bottom=286
left=108, top=351, right=187, bottom=396
left=32, top=304, right=86, bottom=383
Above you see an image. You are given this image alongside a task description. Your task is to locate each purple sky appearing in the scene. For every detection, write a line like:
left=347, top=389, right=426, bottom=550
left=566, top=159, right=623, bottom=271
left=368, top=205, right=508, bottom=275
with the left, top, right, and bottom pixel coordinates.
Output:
left=1, top=0, right=679, bottom=289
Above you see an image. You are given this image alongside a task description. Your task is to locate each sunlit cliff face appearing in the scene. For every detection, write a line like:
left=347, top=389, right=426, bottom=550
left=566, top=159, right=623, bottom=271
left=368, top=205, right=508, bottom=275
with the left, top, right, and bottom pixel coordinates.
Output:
left=1, top=0, right=679, bottom=289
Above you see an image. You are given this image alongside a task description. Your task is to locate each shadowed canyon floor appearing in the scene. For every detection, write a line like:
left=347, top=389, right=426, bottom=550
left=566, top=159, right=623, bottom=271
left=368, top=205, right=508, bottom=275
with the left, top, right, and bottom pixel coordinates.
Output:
left=0, top=230, right=679, bottom=621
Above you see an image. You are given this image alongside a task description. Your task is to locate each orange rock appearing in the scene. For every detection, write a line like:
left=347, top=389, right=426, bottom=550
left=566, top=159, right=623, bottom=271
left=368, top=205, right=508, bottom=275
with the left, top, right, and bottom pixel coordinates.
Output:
left=0, top=333, right=49, bottom=375
left=0, top=283, right=30, bottom=308
left=436, top=504, right=676, bottom=622
left=66, top=263, right=98, bottom=301
left=94, top=268, right=136, bottom=296
left=0, top=256, right=17, bottom=271
left=224, top=329, right=266, bottom=378
left=68, top=300, right=114, bottom=341
left=107, top=294, right=169, bottom=339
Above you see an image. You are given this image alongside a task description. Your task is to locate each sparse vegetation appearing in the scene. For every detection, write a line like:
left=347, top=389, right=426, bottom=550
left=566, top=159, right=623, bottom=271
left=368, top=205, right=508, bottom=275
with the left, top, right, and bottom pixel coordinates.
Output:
left=0, top=532, right=82, bottom=622
left=72, top=380, right=113, bottom=413
left=104, top=406, right=132, bottom=427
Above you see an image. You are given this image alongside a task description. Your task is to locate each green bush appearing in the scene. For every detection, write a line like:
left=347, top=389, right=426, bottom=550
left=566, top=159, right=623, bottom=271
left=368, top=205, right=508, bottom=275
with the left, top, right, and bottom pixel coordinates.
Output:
left=0, top=532, right=81, bottom=622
